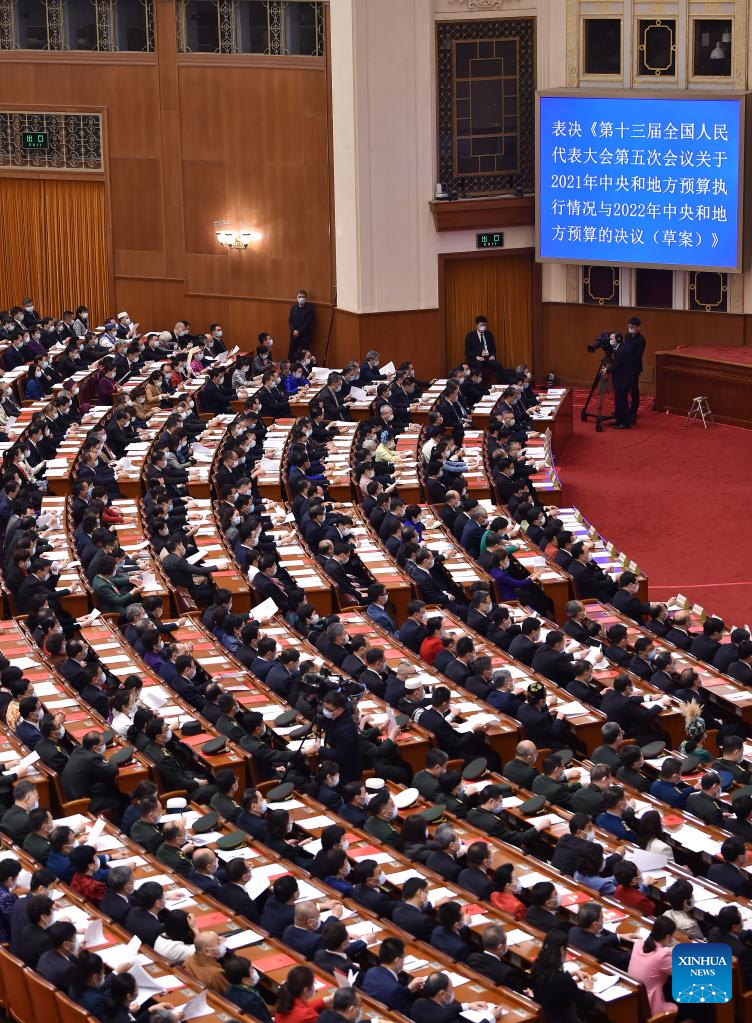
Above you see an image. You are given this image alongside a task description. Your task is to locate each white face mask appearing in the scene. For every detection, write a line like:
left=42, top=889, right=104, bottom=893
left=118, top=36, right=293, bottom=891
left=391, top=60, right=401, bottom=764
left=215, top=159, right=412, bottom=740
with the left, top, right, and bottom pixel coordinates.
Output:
left=217, top=941, right=227, bottom=957
left=297, top=296, right=306, bottom=306
left=259, top=799, right=267, bottom=814
left=377, top=870, right=386, bottom=885
left=164, top=727, right=172, bottom=742
left=249, top=968, right=260, bottom=986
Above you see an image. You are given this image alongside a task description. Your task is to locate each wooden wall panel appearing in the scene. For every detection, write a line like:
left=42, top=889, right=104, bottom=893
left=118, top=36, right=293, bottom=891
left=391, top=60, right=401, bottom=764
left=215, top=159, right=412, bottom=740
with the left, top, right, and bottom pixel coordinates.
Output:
left=537, top=302, right=747, bottom=389
left=0, top=26, right=334, bottom=351
left=176, top=63, right=333, bottom=306
left=332, top=309, right=443, bottom=378
left=109, top=157, right=164, bottom=253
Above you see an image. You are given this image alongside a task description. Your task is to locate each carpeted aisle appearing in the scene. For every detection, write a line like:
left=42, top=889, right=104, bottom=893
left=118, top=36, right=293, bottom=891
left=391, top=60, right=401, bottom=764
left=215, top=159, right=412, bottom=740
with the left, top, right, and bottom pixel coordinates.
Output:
left=557, top=395, right=752, bottom=625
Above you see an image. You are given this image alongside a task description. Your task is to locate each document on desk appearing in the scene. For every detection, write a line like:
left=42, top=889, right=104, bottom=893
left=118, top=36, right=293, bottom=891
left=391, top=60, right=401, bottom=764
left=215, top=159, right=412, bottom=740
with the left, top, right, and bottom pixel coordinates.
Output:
left=182, top=991, right=213, bottom=1020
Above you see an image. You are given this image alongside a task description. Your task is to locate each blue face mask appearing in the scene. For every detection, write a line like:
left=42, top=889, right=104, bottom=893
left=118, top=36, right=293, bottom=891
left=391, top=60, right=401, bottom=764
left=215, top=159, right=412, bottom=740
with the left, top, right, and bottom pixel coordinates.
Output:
left=322, top=708, right=334, bottom=719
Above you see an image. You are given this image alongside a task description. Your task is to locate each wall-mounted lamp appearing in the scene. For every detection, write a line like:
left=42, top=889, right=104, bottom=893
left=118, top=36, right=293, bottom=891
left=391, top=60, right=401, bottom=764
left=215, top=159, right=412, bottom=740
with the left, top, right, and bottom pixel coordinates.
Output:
left=214, top=221, right=263, bottom=249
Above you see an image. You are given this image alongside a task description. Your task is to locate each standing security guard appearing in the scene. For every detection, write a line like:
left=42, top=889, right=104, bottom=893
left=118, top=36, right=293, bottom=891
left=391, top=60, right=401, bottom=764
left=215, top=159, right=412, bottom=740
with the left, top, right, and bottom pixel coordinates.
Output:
left=604, top=332, right=633, bottom=429
left=626, top=316, right=646, bottom=424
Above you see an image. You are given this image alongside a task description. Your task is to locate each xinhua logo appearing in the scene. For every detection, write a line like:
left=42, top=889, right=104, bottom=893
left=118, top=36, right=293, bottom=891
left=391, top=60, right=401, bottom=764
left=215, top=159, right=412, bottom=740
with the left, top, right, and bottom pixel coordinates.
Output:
left=672, top=943, right=732, bottom=1003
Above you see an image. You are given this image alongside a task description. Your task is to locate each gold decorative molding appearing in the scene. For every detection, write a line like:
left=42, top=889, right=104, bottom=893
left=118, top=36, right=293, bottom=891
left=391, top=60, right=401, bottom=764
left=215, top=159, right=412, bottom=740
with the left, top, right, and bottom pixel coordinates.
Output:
left=728, top=270, right=743, bottom=313
left=733, top=0, right=747, bottom=89
left=565, top=264, right=579, bottom=303
left=566, top=0, right=578, bottom=85
left=447, top=0, right=509, bottom=8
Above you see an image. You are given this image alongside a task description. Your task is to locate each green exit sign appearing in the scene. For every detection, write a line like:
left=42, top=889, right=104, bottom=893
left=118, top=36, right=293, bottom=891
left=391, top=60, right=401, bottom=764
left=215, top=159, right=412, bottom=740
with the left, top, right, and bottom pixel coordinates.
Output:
left=477, top=232, right=504, bottom=249
left=21, top=131, right=48, bottom=150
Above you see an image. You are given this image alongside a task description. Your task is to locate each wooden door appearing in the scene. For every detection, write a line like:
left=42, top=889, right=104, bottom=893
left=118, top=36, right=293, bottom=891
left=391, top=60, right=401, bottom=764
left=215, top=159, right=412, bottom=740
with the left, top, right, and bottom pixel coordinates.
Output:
left=443, top=252, right=534, bottom=372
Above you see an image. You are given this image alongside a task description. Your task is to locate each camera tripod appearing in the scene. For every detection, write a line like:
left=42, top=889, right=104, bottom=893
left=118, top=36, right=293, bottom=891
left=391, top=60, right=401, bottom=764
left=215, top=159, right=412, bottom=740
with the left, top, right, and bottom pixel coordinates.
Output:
left=580, top=358, right=615, bottom=432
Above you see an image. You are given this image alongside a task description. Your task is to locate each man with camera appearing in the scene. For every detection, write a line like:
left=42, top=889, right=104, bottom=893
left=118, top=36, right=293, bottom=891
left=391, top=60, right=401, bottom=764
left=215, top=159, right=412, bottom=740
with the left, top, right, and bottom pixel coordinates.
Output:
left=625, top=316, right=646, bottom=424
left=603, top=331, right=633, bottom=430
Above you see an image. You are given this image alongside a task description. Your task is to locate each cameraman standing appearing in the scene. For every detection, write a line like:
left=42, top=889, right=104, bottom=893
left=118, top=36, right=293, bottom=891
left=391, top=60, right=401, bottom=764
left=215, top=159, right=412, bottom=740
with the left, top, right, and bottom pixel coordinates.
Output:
left=626, top=316, right=646, bottom=424
left=604, top=331, right=632, bottom=429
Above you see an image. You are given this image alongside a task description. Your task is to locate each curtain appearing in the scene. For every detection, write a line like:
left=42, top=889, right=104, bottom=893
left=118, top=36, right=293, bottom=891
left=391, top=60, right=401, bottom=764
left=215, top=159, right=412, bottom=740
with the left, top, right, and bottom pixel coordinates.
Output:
left=445, top=253, right=534, bottom=372
left=0, top=178, right=109, bottom=324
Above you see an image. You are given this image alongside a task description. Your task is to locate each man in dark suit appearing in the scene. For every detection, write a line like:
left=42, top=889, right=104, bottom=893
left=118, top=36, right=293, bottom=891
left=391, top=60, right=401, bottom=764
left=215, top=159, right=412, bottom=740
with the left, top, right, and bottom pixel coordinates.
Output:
left=605, top=331, right=634, bottom=430
left=525, top=882, right=564, bottom=934
left=16, top=893, right=53, bottom=967
left=457, top=842, right=494, bottom=900
left=217, top=859, right=259, bottom=920
left=565, top=660, right=602, bottom=709
left=425, top=825, right=463, bottom=882
left=563, top=600, right=600, bottom=647
left=625, top=316, right=646, bottom=423
left=397, top=601, right=427, bottom=653
left=36, top=921, right=77, bottom=989
left=362, top=938, right=422, bottom=1013
left=599, top=675, right=668, bottom=744
left=709, top=907, right=752, bottom=987
left=124, top=882, right=165, bottom=946
left=664, top=609, right=694, bottom=650
left=100, top=865, right=135, bottom=925
left=689, top=616, right=725, bottom=664
left=707, top=837, right=752, bottom=898
left=611, top=571, right=654, bottom=621
left=410, top=549, right=465, bottom=614
left=531, top=630, right=576, bottom=685
left=288, top=290, right=314, bottom=358
left=319, top=373, right=351, bottom=422
left=410, top=971, right=479, bottom=1023
left=550, top=814, right=597, bottom=877
left=162, top=535, right=216, bottom=604
left=568, top=541, right=617, bottom=600
left=728, top=795, right=752, bottom=843
left=466, top=925, right=526, bottom=992
left=324, top=544, right=367, bottom=604
left=507, top=617, right=542, bottom=666
left=464, top=315, right=505, bottom=383
left=320, top=692, right=363, bottom=785
left=313, top=920, right=361, bottom=979
left=728, top=640, right=752, bottom=684
left=392, top=878, right=435, bottom=941
left=569, top=902, right=630, bottom=970
left=713, top=627, right=750, bottom=673
left=436, top=389, right=469, bottom=445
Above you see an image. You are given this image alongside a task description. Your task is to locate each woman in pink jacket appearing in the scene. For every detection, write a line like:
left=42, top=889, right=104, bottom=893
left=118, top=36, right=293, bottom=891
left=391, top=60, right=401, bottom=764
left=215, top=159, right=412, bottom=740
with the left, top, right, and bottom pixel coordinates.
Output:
left=628, top=916, right=676, bottom=1014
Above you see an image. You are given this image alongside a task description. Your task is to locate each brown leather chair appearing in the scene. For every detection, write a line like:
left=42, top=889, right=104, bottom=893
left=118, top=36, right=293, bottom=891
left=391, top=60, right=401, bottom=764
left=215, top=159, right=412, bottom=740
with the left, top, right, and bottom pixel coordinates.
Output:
left=54, top=991, right=96, bottom=1023
left=24, top=970, right=61, bottom=1023
left=0, top=946, right=32, bottom=1023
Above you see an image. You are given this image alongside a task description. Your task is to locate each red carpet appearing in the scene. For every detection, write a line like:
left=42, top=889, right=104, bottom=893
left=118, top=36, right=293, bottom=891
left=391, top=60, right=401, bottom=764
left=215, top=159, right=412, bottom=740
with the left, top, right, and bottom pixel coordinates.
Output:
left=557, top=395, right=752, bottom=626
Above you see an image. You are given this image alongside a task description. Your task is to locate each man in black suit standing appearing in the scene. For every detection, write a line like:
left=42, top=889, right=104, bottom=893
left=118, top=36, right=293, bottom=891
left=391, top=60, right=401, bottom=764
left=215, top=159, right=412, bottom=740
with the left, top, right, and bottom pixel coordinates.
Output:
left=626, top=316, right=646, bottom=424
left=464, top=315, right=505, bottom=383
left=288, top=289, right=314, bottom=358
left=605, top=331, right=633, bottom=429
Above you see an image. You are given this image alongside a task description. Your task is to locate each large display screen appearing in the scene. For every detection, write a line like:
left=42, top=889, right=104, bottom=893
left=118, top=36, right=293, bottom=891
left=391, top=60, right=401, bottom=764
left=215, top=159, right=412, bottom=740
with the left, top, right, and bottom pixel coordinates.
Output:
left=537, top=92, right=744, bottom=271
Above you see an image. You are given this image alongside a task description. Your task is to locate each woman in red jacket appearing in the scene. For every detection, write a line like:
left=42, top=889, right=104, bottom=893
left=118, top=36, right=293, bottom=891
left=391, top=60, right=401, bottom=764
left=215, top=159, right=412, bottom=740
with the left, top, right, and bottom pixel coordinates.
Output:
left=274, top=966, right=326, bottom=1023
left=419, top=616, right=444, bottom=665
left=613, top=858, right=656, bottom=915
left=489, top=863, right=526, bottom=920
